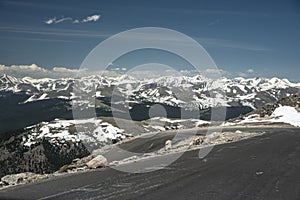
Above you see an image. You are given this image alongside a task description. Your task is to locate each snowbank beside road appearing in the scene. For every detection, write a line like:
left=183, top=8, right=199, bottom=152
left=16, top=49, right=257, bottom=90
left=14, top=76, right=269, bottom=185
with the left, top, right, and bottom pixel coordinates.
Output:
left=272, top=106, right=300, bottom=127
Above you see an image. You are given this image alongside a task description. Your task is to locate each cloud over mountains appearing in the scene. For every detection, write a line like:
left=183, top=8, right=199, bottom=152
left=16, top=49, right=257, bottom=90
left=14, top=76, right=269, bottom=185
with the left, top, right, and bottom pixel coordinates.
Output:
left=0, top=64, right=126, bottom=79
left=0, top=64, right=83, bottom=78
left=0, top=63, right=259, bottom=80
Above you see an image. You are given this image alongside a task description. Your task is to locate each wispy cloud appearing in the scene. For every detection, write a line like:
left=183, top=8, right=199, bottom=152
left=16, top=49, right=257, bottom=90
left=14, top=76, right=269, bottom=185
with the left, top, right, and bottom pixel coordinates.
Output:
left=238, top=72, right=248, bottom=78
left=45, top=17, right=73, bottom=25
left=158, top=7, right=270, bottom=18
left=198, top=37, right=270, bottom=52
left=44, top=14, right=101, bottom=25
left=208, top=19, right=222, bottom=26
left=0, top=26, right=268, bottom=52
left=231, top=68, right=256, bottom=78
left=73, top=20, right=80, bottom=24
left=0, top=35, right=80, bottom=43
left=246, top=69, right=254, bottom=73
left=45, top=18, right=56, bottom=25
left=82, top=15, right=101, bottom=23
left=238, top=68, right=256, bottom=78
left=0, top=26, right=109, bottom=38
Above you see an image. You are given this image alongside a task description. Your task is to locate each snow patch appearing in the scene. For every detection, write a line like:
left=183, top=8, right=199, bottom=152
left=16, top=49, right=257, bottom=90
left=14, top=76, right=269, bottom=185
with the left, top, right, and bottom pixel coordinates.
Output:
left=271, top=106, right=300, bottom=127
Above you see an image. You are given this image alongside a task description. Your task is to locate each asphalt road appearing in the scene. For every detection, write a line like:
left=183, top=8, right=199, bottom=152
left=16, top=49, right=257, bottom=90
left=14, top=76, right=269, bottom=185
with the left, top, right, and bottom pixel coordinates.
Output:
left=0, top=127, right=299, bottom=200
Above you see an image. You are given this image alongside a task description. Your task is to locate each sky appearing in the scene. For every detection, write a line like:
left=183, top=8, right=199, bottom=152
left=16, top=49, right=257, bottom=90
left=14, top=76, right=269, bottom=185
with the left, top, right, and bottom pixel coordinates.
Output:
left=0, top=0, right=299, bottom=81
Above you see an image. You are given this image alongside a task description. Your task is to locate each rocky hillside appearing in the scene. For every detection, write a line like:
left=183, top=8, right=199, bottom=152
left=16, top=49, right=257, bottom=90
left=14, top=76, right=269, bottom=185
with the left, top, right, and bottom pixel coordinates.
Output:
left=0, top=130, right=89, bottom=179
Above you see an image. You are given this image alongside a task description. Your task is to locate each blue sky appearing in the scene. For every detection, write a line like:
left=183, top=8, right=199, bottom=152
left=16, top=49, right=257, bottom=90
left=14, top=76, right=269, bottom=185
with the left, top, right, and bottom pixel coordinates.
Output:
left=0, top=0, right=299, bottom=80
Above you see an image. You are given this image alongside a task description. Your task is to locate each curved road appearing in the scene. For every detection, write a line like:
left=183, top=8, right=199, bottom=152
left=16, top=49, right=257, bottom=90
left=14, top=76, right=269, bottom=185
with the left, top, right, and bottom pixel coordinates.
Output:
left=0, top=127, right=299, bottom=200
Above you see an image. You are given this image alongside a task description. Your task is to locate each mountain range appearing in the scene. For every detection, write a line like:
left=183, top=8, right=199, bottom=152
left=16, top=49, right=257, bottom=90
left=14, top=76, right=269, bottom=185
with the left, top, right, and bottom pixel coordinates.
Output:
left=1, top=73, right=299, bottom=132
left=2, top=73, right=299, bottom=108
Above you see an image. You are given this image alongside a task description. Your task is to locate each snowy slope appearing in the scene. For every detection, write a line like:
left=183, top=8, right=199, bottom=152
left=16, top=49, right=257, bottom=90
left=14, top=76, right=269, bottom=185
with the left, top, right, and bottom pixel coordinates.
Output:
left=22, top=118, right=131, bottom=150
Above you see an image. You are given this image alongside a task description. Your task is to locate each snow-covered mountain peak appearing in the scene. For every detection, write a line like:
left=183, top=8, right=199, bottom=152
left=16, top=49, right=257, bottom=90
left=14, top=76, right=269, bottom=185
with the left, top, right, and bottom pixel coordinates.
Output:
left=0, top=73, right=299, bottom=109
